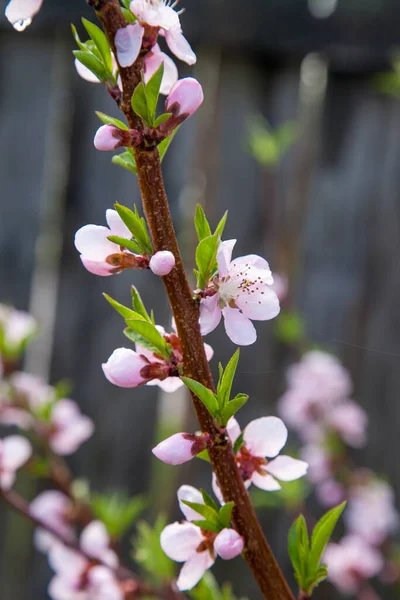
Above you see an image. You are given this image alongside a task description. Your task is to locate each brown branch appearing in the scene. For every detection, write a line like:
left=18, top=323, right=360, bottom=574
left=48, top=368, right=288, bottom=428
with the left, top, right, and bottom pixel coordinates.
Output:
left=89, top=2, right=294, bottom=598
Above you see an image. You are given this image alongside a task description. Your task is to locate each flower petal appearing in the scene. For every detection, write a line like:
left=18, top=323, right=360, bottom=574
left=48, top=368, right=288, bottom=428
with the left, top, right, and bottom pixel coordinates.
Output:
left=266, top=455, right=308, bottom=481
left=5, top=0, right=43, bottom=27
left=2, top=435, right=31, bottom=471
left=222, top=307, right=257, bottom=346
left=244, top=416, right=288, bottom=458
left=231, top=254, right=272, bottom=274
left=217, top=239, right=236, bottom=277
left=102, top=348, right=147, bottom=388
left=74, top=224, right=115, bottom=260
left=148, top=376, right=183, bottom=393
left=235, top=284, right=280, bottom=321
left=160, top=522, right=203, bottom=563
left=75, top=58, right=100, bottom=83
left=144, top=49, right=178, bottom=95
left=177, top=485, right=204, bottom=521
left=165, top=28, right=197, bottom=65
left=80, top=257, right=113, bottom=276
left=199, top=295, right=222, bottom=336
left=115, top=23, right=144, bottom=67
left=176, top=551, right=214, bottom=591
left=226, top=417, right=241, bottom=445
left=251, top=470, right=281, bottom=491
left=105, top=209, right=132, bottom=239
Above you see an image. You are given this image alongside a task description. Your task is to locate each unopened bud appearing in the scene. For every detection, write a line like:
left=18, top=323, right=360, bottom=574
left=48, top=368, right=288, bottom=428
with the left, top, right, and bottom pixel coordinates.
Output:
left=214, top=528, right=244, bottom=560
left=165, top=78, right=204, bottom=120
left=149, top=251, right=175, bottom=276
left=152, top=432, right=209, bottom=465
left=94, top=125, right=141, bottom=151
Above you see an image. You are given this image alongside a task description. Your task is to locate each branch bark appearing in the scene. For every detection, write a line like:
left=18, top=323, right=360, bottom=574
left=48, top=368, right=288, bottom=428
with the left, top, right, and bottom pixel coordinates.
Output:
left=90, top=2, right=294, bottom=597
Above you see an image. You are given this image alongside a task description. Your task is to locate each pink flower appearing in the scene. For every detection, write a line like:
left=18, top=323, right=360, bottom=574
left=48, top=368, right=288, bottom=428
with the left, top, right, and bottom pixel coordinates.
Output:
left=30, top=491, right=75, bottom=552
left=345, top=477, right=399, bottom=545
left=324, top=536, right=383, bottom=594
left=316, top=479, right=345, bottom=508
left=5, top=0, right=43, bottom=31
left=149, top=250, right=175, bottom=276
left=199, top=240, right=280, bottom=345
left=114, top=23, right=144, bottom=67
left=165, top=78, right=204, bottom=119
left=152, top=432, right=209, bottom=465
left=130, top=0, right=196, bottom=65
left=48, top=399, right=94, bottom=456
left=10, top=371, right=54, bottom=410
left=213, top=417, right=308, bottom=500
left=48, top=521, right=121, bottom=600
left=0, top=304, right=37, bottom=354
left=74, top=209, right=147, bottom=276
left=160, top=485, right=243, bottom=590
left=0, top=435, right=31, bottom=489
left=300, top=444, right=331, bottom=483
left=327, top=401, right=368, bottom=448
left=102, top=348, right=151, bottom=388
left=144, top=44, right=178, bottom=95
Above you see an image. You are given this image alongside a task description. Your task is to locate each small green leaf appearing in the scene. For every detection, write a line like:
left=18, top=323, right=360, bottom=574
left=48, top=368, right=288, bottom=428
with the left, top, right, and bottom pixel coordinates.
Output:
left=121, top=0, right=132, bottom=8
left=73, top=50, right=107, bottom=81
left=196, top=449, right=211, bottom=463
left=192, top=519, right=221, bottom=534
left=131, top=82, right=149, bottom=123
left=201, top=489, right=219, bottom=512
left=221, top=394, right=249, bottom=425
left=195, top=205, right=212, bottom=241
left=121, top=7, right=136, bottom=22
left=218, top=502, right=234, bottom=529
left=195, top=233, right=220, bottom=289
left=131, top=286, right=152, bottom=322
left=112, top=151, right=137, bottom=174
left=71, top=24, right=86, bottom=51
left=214, top=210, right=228, bottom=238
left=308, top=502, right=346, bottom=575
left=144, top=63, right=164, bottom=126
left=96, top=111, right=128, bottom=130
left=107, top=235, right=141, bottom=254
left=82, top=17, right=112, bottom=73
left=103, top=293, right=146, bottom=321
left=126, top=319, right=170, bottom=359
left=158, top=128, right=178, bottom=161
left=91, top=491, right=146, bottom=538
left=181, top=377, right=219, bottom=416
left=218, top=349, right=240, bottom=408
left=114, top=203, right=152, bottom=254
left=134, top=516, right=176, bottom=582
left=124, top=327, right=163, bottom=356
left=153, top=112, right=172, bottom=127
left=182, top=501, right=221, bottom=526
left=233, top=432, right=244, bottom=455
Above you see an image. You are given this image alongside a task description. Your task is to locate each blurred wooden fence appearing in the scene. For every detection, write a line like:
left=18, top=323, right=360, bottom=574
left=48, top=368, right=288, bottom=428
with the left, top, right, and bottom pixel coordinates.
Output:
left=1, top=2, right=400, bottom=598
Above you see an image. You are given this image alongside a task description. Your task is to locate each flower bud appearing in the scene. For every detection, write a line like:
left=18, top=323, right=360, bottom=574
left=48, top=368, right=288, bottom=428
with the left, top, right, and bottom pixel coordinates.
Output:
left=165, top=78, right=204, bottom=119
left=94, top=125, right=125, bottom=151
left=214, top=528, right=244, bottom=560
left=149, top=251, right=175, bottom=276
left=152, top=432, right=209, bottom=465
left=102, top=348, right=149, bottom=388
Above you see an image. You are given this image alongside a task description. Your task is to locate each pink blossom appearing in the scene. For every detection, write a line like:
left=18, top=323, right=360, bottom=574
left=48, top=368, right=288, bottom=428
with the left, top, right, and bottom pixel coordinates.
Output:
left=130, top=0, right=196, bottom=65
left=199, top=240, right=280, bottom=345
left=327, top=401, right=368, bottom=448
left=5, top=0, right=43, bottom=31
left=152, top=432, right=208, bottom=465
left=0, top=435, right=31, bottom=489
left=165, top=78, right=204, bottom=119
left=149, top=250, right=175, bottom=276
left=160, top=485, right=243, bottom=590
left=345, top=478, right=399, bottom=545
left=94, top=125, right=124, bottom=152
left=49, top=399, right=94, bottom=456
left=316, top=479, right=345, bottom=508
left=213, top=528, right=244, bottom=560
left=30, top=491, right=75, bottom=552
left=300, top=444, right=331, bottom=483
left=114, top=23, right=144, bottom=67
left=10, top=371, right=54, bottom=410
left=48, top=521, right=121, bottom=600
left=324, top=536, right=383, bottom=594
left=0, top=304, right=37, bottom=354
left=144, top=44, right=178, bottom=94
left=74, top=209, right=146, bottom=276
left=102, top=348, right=150, bottom=388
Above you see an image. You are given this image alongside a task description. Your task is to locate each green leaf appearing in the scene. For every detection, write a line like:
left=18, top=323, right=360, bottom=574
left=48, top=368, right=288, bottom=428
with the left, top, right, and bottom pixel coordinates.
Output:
left=158, top=128, right=178, bottom=161
left=201, top=489, right=219, bottom=512
left=131, top=81, right=150, bottom=123
left=82, top=18, right=112, bottom=73
left=218, top=502, right=234, bottom=529
left=144, top=63, right=164, bottom=126
left=218, top=349, right=240, bottom=409
left=121, top=7, right=136, bottom=22
left=153, top=112, right=172, bottom=127
left=121, top=0, right=132, bottom=8
left=131, top=286, right=152, bottom=322
left=288, top=520, right=302, bottom=580
left=112, top=151, right=137, bottom=174
left=308, top=502, right=346, bottom=575
left=103, top=293, right=147, bottom=321
left=181, top=377, right=219, bottom=416
left=71, top=24, right=87, bottom=51
left=182, top=501, right=221, bottom=526
left=195, top=205, right=212, bottom=241
left=221, top=394, right=249, bottom=425
left=134, top=516, right=176, bottom=582
left=275, top=310, right=304, bottom=345
left=96, top=111, right=128, bottom=130
left=73, top=50, right=107, bottom=81
left=196, top=449, right=211, bottom=463
left=192, top=519, right=222, bottom=534
left=91, top=491, right=146, bottom=538
left=107, top=235, right=141, bottom=254
left=214, top=210, right=228, bottom=238
left=126, top=319, right=170, bottom=359
left=124, top=327, right=163, bottom=356
left=233, top=432, right=244, bottom=455
left=195, top=233, right=220, bottom=289
left=114, top=203, right=152, bottom=254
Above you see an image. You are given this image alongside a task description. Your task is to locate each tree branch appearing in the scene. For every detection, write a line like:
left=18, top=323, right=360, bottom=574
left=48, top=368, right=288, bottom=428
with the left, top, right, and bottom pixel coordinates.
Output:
left=90, top=2, right=294, bottom=597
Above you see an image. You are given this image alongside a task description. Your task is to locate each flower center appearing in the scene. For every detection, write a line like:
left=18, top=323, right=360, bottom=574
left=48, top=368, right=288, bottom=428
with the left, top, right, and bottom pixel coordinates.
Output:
left=197, top=529, right=217, bottom=558
left=236, top=445, right=267, bottom=483
left=217, top=264, right=266, bottom=308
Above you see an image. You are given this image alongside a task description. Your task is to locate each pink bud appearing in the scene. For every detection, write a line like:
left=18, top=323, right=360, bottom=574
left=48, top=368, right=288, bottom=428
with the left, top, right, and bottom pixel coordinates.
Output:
left=102, top=348, right=149, bottom=388
left=165, top=78, right=204, bottom=119
left=214, top=528, right=244, bottom=560
left=94, top=125, right=123, bottom=151
left=149, top=251, right=175, bottom=276
left=152, top=433, right=198, bottom=465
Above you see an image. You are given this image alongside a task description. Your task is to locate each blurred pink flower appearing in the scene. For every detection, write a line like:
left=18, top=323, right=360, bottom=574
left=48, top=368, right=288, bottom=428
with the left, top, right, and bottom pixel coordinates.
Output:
left=324, top=536, right=383, bottom=595
left=199, top=240, right=280, bottom=345
left=49, top=399, right=94, bottom=456
left=30, top=490, right=75, bottom=552
left=0, top=304, right=36, bottom=354
left=0, top=434, right=31, bottom=490
left=327, top=401, right=368, bottom=448
left=5, top=0, right=43, bottom=31
left=316, top=479, right=345, bottom=508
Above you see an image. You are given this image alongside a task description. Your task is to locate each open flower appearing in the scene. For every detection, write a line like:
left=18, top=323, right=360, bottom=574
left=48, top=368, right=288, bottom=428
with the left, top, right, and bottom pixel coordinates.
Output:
left=160, top=486, right=243, bottom=590
left=30, top=491, right=75, bottom=553
left=48, top=399, right=94, bottom=456
left=48, top=521, right=122, bottom=600
left=5, top=0, right=43, bottom=31
left=199, top=240, right=280, bottom=345
left=0, top=435, right=31, bottom=490
left=130, top=0, right=196, bottom=65
left=74, top=209, right=148, bottom=276
left=213, top=417, right=308, bottom=500
left=324, top=536, right=383, bottom=595
left=144, top=44, right=178, bottom=94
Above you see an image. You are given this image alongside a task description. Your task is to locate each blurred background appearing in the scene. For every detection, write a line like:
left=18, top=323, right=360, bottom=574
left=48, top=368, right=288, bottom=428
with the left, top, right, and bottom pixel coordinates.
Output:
left=1, top=0, right=400, bottom=598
